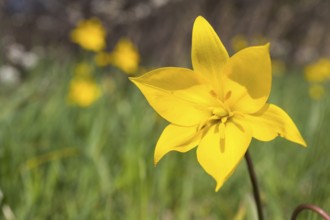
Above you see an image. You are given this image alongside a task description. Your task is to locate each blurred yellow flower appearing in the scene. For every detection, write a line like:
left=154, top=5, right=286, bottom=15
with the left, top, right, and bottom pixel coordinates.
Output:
left=231, top=35, right=248, bottom=52
left=68, top=78, right=101, bottom=107
left=130, top=16, right=306, bottom=191
left=70, top=18, right=106, bottom=52
left=109, top=38, right=140, bottom=74
left=304, top=58, right=330, bottom=83
left=309, top=84, right=325, bottom=100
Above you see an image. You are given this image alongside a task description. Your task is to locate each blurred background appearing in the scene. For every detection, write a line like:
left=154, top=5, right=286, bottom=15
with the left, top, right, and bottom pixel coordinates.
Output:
left=0, top=0, right=330, bottom=219
left=1, top=0, right=330, bottom=65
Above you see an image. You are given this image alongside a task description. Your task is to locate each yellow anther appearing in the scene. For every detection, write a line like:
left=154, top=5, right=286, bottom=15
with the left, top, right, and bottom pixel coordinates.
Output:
left=212, top=108, right=227, bottom=117
left=224, top=90, right=232, bottom=101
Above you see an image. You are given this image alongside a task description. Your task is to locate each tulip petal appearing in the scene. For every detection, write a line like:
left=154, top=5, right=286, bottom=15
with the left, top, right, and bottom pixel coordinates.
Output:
left=197, top=121, right=252, bottom=191
left=244, top=104, right=307, bottom=147
left=192, top=16, right=229, bottom=92
left=154, top=124, right=200, bottom=165
left=130, top=67, right=217, bottom=126
left=223, top=44, right=271, bottom=113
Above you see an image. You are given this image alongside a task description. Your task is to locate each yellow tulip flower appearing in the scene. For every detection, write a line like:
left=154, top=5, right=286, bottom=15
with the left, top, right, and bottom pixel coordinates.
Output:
left=130, top=16, right=306, bottom=191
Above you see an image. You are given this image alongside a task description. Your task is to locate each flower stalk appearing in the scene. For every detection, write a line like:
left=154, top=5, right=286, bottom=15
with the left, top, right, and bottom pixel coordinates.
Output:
left=245, top=151, right=264, bottom=220
left=245, top=152, right=330, bottom=220
left=291, top=204, right=330, bottom=220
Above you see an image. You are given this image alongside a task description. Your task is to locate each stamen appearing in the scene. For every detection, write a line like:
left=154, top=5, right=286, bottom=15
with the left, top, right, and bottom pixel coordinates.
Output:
left=219, top=122, right=225, bottom=152
left=209, top=115, right=221, bottom=120
left=210, top=90, right=218, bottom=98
left=219, top=122, right=225, bottom=139
left=225, top=90, right=232, bottom=100
left=212, top=108, right=227, bottom=117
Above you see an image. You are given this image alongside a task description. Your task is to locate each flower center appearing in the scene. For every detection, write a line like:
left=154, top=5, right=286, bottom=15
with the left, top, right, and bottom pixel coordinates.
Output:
left=210, top=107, right=233, bottom=123
left=210, top=106, right=233, bottom=143
left=198, top=100, right=234, bottom=134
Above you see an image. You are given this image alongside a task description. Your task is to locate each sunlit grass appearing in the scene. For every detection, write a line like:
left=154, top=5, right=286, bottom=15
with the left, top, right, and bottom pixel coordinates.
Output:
left=0, top=58, right=329, bottom=219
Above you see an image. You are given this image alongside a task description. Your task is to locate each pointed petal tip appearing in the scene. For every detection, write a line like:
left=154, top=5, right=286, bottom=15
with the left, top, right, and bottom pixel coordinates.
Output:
left=195, top=15, right=206, bottom=22
left=265, top=42, right=270, bottom=49
left=284, top=135, right=307, bottom=147
left=215, top=181, right=224, bottom=192
left=128, top=76, right=136, bottom=82
left=289, top=135, right=307, bottom=147
left=255, top=43, right=270, bottom=52
left=287, top=127, right=307, bottom=148
left=247, top=43, right=270, bottom=51
left=194, top=16, right=209, bottom=27
left=281, top=130, right=307, bottom=148
left=299, top=139, right=307, bottom=148
left=153, top=159, right=158, bottom=167
left=153, top=154, right=161, bottom=167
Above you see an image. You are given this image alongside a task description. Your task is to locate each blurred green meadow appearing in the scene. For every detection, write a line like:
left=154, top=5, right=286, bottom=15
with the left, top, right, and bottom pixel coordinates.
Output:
left=0, top=52, right=329, bottom=220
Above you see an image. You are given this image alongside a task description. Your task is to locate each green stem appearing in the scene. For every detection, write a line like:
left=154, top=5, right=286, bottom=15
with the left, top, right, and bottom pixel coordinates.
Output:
left=245, top=150, right=264, bottom=220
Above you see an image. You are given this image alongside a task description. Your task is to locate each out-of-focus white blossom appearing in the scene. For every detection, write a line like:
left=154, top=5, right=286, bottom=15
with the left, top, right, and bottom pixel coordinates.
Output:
left=7, top=43, right=39, bottom=69
left=0, top=65, right=20, bottom=86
